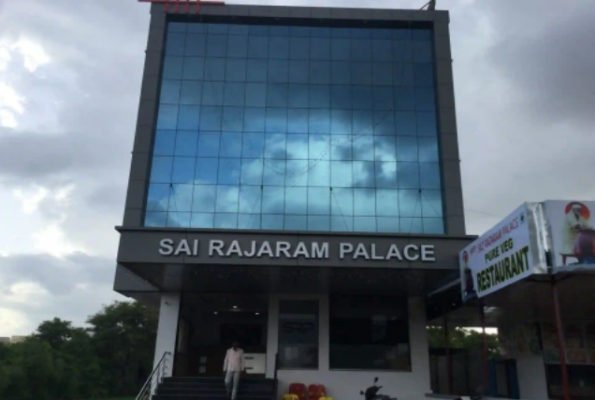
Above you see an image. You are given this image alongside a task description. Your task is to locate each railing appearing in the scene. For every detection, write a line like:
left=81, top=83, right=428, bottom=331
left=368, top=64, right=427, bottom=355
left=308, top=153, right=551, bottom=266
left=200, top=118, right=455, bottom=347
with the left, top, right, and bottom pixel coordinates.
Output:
left=135, top=351, right=171, bottom=400
left=272, top=353, right=279, bottom=400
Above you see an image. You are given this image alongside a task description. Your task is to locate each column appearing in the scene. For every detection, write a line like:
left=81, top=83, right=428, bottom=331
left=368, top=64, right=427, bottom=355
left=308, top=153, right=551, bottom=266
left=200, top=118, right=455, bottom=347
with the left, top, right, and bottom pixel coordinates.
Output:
left=408, top=296, right=431, bottom=393
left=153, top=293, right=181, bottom=376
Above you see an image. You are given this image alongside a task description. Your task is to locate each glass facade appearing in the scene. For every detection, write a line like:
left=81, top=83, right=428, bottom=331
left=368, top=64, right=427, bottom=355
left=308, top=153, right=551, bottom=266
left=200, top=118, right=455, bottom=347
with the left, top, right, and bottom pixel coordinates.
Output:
left=145, top=19, right=444, bottom=234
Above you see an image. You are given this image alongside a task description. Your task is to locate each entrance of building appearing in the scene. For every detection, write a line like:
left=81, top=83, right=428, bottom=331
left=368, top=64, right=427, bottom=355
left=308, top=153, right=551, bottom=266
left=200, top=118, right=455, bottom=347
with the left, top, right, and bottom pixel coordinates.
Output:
left=174, top=294, right=268, bottom=377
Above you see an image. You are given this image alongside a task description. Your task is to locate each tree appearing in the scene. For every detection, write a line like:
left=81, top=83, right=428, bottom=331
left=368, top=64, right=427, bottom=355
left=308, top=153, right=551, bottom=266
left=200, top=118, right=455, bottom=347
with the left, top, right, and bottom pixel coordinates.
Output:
left=35, top=318, right=75, bottom=350
left=0, top=301, right=157, bottom=400
left=427, top=326, right=501, bottom=357
left=0, top=338, right=57, bottom=400
left=87, top=301, right=158, bottom=396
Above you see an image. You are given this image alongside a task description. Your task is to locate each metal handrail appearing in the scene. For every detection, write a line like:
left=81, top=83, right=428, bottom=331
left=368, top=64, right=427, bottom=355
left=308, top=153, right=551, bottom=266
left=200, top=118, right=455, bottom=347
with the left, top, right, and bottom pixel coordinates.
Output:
left=135, top=351, right=171, bottom=400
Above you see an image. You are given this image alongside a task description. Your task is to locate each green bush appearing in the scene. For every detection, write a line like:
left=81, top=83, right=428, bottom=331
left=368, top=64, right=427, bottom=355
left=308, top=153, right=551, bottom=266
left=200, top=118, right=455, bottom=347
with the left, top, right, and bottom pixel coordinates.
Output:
left=0, top=301, right=156, bottom=400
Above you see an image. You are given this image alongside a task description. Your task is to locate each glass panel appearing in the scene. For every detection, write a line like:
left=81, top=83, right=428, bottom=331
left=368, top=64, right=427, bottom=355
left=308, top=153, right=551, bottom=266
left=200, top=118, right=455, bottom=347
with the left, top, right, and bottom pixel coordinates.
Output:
left=153, top=131, right=176, bottom=156
left=285, top=187, right=307, bottom=214
left=172, top=158, right=196, bottom=183
left=192, top=185, right=216, bottom=212
left=147, top=22, right=445, bottom=232
left=216, top=185, right=239, bottom=213
left=330, top=295, right=410, bottom=371
left=195, top=158, right=218, bottom=184
left=241, top=158, right=263, bottom=186
left=150, top=156, right=173, bottom=183
left=190, top=213, right=214, bottom=228
left=147, top=183, right=170, bottom=211
left=308, top=187, right=330, bottom=215
left=278, top=301, right=319, bottom=369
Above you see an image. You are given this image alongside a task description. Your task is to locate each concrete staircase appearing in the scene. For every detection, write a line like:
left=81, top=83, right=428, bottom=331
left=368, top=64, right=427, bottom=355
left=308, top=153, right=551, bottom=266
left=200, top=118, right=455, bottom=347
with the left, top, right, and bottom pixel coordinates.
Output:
left=153, top=377, right=276, bottom=400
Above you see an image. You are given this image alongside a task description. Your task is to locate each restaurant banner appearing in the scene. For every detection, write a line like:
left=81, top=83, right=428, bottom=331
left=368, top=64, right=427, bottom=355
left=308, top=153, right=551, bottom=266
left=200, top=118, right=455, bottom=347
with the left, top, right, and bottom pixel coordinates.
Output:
left=460, top=203, right=547, bottom=301
left=544, top=200, right=595, bottom=268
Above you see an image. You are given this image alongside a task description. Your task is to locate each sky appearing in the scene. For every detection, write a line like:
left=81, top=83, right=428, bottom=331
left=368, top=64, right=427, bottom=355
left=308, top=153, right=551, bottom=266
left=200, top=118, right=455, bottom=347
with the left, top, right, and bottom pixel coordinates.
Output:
left=0, top=0, right=594, bottom=337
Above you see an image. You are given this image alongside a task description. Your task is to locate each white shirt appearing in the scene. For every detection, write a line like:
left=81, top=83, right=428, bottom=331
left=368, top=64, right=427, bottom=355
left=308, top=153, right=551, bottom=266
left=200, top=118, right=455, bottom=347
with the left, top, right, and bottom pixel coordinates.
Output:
left=223, top=348, right=244, bottom=372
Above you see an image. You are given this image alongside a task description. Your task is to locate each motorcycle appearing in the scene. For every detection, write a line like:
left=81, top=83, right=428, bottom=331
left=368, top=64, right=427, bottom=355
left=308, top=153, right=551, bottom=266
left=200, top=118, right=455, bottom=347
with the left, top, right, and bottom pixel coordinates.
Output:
left=360, top=377, right=397, bottom=400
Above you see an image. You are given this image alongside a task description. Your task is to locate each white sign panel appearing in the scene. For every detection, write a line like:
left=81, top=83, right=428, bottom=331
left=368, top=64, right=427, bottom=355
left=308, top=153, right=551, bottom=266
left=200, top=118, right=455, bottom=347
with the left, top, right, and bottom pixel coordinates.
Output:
left=460, top=204, right=534, bottom=301
left=544, top=200, right=595, bottom=267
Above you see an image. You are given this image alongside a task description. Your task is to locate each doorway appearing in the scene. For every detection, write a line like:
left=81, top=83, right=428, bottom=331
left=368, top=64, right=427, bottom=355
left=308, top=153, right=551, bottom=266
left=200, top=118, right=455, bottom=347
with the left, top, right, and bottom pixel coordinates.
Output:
left=174, top=294, right=268, bottom=377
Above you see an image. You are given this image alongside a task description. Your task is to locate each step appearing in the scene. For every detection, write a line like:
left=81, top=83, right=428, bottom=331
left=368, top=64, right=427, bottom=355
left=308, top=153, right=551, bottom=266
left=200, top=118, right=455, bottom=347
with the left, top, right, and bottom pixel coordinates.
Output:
left=157, top=388, right=272, bottom=396
left=153, top=395, right=271, bottom=400
left=159, top=383, right=273, bottom=391
left=163, top=377, right=275, bottom=384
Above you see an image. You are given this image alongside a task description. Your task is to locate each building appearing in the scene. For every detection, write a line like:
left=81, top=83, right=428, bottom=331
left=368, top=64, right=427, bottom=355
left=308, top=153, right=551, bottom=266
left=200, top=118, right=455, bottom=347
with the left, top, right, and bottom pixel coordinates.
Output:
left=440, top=200, right=595, bottom=400
left=114, top=3, right=473, bottom=399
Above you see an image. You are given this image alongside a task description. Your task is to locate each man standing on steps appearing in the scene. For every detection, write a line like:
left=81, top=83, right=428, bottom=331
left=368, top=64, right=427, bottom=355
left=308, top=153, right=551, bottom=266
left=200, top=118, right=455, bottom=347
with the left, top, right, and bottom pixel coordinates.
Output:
left=224, top=341, right=244, bottom=400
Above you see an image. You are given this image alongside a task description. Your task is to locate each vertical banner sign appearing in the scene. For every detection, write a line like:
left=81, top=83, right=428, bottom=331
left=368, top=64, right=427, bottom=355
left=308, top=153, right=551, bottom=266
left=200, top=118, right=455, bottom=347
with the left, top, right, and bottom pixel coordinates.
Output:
left=544, top=200, right=595, bottom=267
left=460, top=204, right=534, bottom=301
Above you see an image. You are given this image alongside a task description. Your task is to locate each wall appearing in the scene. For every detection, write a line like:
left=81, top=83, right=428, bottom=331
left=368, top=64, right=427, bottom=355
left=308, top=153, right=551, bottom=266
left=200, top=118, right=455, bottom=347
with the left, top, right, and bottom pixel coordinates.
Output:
left=516, top=354, right=548, bottom=400
left=267, top=295, right=432, bottom=400
left=154, top=293, right=181, bottom=375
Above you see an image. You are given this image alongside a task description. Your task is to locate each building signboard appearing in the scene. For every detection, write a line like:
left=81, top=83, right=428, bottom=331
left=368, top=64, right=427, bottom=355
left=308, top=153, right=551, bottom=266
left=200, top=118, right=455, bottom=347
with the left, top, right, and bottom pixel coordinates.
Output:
left=544, top=200, right=595, bottom=268
left=158, top=238, right=436, bottom=262
left=117, top=228, right=474, bottom=269
left=460, top=204, right=546, bottom=301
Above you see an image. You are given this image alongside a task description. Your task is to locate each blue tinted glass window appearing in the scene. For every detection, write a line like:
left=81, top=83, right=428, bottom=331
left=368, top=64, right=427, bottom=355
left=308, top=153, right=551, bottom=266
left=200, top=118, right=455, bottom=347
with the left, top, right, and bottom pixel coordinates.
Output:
left=160, top=80, right=181, bottom=104
left=351, top=39, right=372, bottom=61
left=204, top=59, right=225, bottom=81
left=227, top=35, right=248, bottom=58
left=200, top=106, right=222, bottom=130
left=331, top=62, right=351, bottom=84
left=290, top=38, right=309, bottom=60
left=270, top=37, right=290, bottom=59
left=147, top=183, right=170, bottom=211
left=220, top=132, right=242, bottom=158
left=157, top=105, right=178, bottom=130
left=241, top=158, right=263, bottom=185
left=175, top=131, right=198, bottom=157
left=180, top=81, right=202, bottom=105
left=310, top=62, right=330, bottom=85
left=195, top=158, right=218, bottom=184
left=193, top=185, right=216, bottom=212
left=166, top=33, right=185, bottom=56
left=247, top=59, right=268, bottom=82
left=197, top=132, right=220, bottom=157
left=248, top=36, right=269, bottom=59
left=288, top=61, right=309, bottom=84
left=226, top=59, right=247, bottom=82
left=171, top=158, right=195, bottom=183
left=185, top=34, right=206, bottom=56
left=154, top=131, right=176, bottom=156
left=268, top=60, right=289, bottom=83
left=223, top=83, right=245, bottom=107
left=216, top=186, right=239, bottom=213
left=177, top=105, right=200, bottom=130
left=148, top=21, right=444, bottom=233
left=223, top=107, right=244, bottom=132
left=206, top=35, right=227, bottom=57
left=182, top=57, right=204, bottom=80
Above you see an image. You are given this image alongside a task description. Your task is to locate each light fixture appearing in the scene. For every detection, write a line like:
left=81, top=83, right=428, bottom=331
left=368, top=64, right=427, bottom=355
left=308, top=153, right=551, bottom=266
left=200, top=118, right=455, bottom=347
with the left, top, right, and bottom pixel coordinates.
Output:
left=233, top=305, right=238, bottom=309
left=214, top=311, right=218, bottom=315
left=255, top=312, right=260, bottom=316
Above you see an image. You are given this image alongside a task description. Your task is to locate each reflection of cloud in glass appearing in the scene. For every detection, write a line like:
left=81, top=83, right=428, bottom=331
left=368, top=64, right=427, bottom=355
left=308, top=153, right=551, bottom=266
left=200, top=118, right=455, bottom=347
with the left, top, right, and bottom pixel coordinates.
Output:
left=146, top=22, right=444, bottom=234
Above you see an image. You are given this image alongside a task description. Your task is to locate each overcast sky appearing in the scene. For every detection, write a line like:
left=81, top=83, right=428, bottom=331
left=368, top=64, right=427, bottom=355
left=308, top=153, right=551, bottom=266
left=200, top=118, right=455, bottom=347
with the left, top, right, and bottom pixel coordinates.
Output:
left=0, top=0, right=593, bottom=337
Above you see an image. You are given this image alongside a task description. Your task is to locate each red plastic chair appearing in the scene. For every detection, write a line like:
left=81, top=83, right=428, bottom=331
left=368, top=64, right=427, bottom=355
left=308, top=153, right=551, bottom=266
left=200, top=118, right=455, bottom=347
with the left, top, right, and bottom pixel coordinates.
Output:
left=308, top=384, right=326, bottom=400
left=289, top=383, right=307, bottom=400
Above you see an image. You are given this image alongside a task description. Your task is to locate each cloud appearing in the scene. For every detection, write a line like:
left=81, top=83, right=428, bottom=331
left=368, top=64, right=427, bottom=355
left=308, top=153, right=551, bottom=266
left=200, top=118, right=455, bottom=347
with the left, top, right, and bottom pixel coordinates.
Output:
left=0, top=0, right=594, bottom=336
left=0, top=252, right=124, bottom=336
